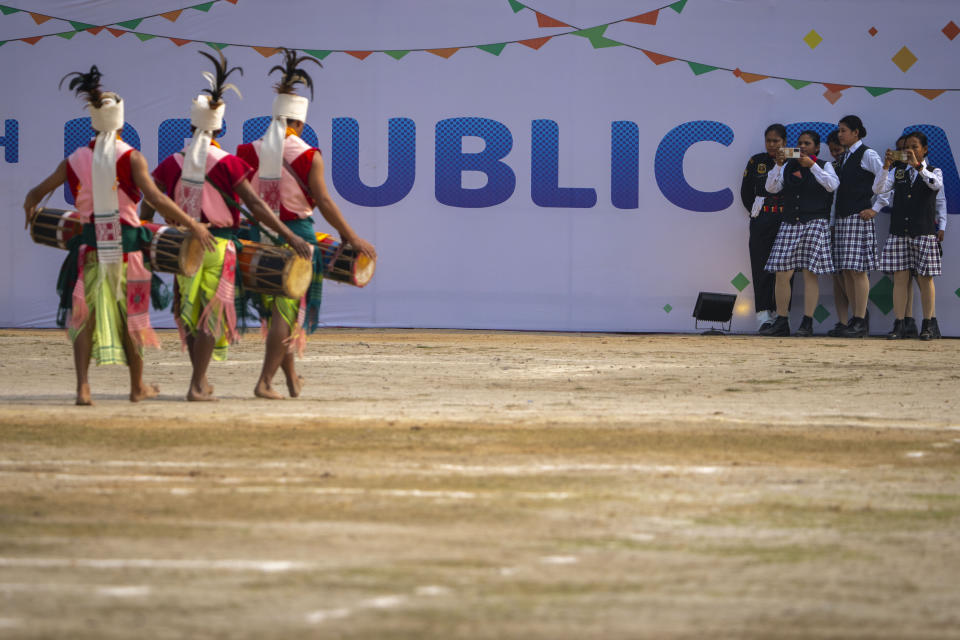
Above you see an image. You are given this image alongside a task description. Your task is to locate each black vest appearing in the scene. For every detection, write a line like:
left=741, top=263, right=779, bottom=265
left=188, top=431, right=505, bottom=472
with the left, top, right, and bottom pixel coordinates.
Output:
left=889, top=163, right=939, bottom=237
left=835, top=144, right=876, bottom=218
left=781, top=159, right=834, bottom=223
left=743, top=152, right=784, bottom=214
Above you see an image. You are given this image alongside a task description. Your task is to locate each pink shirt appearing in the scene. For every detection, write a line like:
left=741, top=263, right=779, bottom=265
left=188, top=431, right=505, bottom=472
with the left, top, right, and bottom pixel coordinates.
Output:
left=153, top=145, right=253, bottom=229
left=236, top=135, right=317, bottom=221
left=65, top=139, right=141, bottom=226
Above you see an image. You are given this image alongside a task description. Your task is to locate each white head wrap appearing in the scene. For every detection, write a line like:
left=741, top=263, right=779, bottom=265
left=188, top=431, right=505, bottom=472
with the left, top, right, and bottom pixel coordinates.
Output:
left=258, top=93, right=309, bottom=212
left=88, top=93, right=124, bottom=291
left=178, top=95, right=225, bottom=219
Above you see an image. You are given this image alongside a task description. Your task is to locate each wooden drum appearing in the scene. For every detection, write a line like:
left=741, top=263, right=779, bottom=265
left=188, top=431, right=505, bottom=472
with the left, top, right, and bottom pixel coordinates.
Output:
left=316, top=234, right=376, bottom=288
left=141, top=223, right=204, bottom=277
left=29, top=208, right=86, bottom=250
left=238, top=240, right=313, bottom=299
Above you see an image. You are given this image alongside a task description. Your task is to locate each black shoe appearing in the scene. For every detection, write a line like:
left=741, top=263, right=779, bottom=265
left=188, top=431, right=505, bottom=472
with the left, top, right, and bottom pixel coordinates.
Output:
left=902, top=317, right=919, bottom=338
left=759, top=315, right=790, bottom=337
left=826, top=322, right=848, bottom=337
left=842, top=317, right=868, bottom=338
left=929, top=317, right=942, bottom=339
left=758, top=321, right=773, bottom=334
left=864, top=309, right=870, bottom=335
left=794, top=316, right=814, bottom=337
left=886, top=319, right=904, bottom=340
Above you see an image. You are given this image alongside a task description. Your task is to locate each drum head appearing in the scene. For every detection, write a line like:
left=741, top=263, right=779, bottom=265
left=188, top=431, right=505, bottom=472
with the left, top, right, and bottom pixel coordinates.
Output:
left=179, top=234, right=205, bottom=278
left=282, top=254, right=313, bottom=299
left=353, top=253, right=376, bottom=287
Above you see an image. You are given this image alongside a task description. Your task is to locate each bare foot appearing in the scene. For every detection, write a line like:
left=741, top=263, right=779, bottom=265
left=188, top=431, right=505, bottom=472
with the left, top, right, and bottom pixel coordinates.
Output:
left=254, top=380, right=284, bottom=400
left=187, top=384, right=217, bottom=402
left=286, top=375, right=304, bottom=398
left=202, top=378, right=214, bottom=396
left=130, top=383, right=160, bottom=403
left=76, top=383, right=93, bottom=406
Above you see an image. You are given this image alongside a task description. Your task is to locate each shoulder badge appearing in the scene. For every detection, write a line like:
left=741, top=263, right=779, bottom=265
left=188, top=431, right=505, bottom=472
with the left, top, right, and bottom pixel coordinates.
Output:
left=895, top=169, right=906, bottom=181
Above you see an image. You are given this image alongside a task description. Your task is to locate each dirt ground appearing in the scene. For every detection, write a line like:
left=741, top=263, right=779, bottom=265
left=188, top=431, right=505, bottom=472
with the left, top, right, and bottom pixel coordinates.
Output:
left=0, top=328, right=958, bottom=639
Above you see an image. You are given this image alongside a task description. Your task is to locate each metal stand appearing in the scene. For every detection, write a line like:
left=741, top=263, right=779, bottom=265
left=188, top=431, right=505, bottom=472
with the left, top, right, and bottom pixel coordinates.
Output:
left=696, top=319, right=732, bottom=335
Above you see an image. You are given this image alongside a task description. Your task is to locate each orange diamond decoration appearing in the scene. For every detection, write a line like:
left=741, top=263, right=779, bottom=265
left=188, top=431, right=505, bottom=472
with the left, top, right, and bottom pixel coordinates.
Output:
left=891, top=46, right=917, bottom=72
left=943, top=21, right=959, bottom=40
left=868, top=26, right=878, bottom=37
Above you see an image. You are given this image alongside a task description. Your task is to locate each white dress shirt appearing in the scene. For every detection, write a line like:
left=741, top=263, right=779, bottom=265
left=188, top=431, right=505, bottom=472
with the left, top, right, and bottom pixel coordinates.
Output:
left=765, top=159, right=840, bottom=195
left=873, top=159, right=944, bottom=216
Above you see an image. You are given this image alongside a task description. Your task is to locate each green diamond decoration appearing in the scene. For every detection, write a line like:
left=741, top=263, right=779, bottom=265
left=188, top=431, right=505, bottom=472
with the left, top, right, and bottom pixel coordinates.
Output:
left=731, top=272, right=750, bottom=292
left=954, top=286, right=960, bottom=299
left=813, top=304, right=830, bottom=324
left=868, top=276, right=894, bottom=315
left=663, top=304, right=673, bottom=314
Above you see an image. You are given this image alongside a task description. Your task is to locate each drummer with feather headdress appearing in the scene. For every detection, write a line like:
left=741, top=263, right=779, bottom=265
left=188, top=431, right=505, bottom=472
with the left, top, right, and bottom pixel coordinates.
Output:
left=22, top=66, right=215, bottom=405
left=145, top=50, right=311, bottom=401
left=237, top=49, right=376, bottom=400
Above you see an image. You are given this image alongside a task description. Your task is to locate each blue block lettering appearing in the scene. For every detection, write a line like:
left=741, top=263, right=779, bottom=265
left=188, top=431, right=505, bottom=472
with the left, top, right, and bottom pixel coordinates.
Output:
left=530, top=120, right=596, bottom=208
left=331, top=117, right=416, bottom=207
left=1, top=119, right=18, bottom=163
left=654, top=120, right=734, bottom=212
left=611, top=121, right=639, bottom=209
left=435, top=117, right=515, bottom=208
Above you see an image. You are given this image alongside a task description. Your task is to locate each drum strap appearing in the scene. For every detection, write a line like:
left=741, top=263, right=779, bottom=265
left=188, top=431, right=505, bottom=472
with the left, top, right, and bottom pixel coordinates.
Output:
left=203, top=176, right=282, bottom=245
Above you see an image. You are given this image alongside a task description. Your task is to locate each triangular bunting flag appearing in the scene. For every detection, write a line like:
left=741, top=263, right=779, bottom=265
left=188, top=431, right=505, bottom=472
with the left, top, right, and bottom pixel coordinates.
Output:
left=69, top=20, right=95, bottom=30
left=55, top=31, right=78, bottom=39
left=21, top=35, right=43, bottom=44
left=915, top=89, right=946, bottom=100
left=0, top=40, right=5, bottom=46
left=739, top=71, right=767, bottom=83
left=30, top=12, right=53, bottom=24
left=571, top=25, right=622, bottom=48
left=687, top=61, right=718, bottom=75
left=224, top=0, right=238, bottom=4
left=346, top=51, right=373, bottom=60
left=785, top=78, right=811, bottom=89
left=508, top=0, right=525, bottom=13
left=477, top=43, right=506, bottom=55
left=206, top=41, right=229, bottom=50
left=116, top=18, right=142, bottom=29
left=428, top=47, right=458, bottom=58
left=535, top=12, right=568, bottom=28
left=0, top=6, right=22, bottom=15
left=519, top=36, right=551, bottom=49
left=86, top=26, right=104, bottom=35
left=192, top=2, right=215, bottom=12
left=642, top=49, right=675, bottom=65
left=161, top=10, right=183, bottom=21
left=626, top=10, right=658, bottom=25
left=106, top=27, right=125, bottom=37
left=384, top=50, right=410, bottom=60
left=170, top=38, right=192, bottom=46
left=670, top=0, right=688, bottom=13
left=823, top=83, right=850, bottom=93
left=253, top=46, right=279, bottom=57
left=864, top=87, right=894, bottom=97
left=135, top=33, right=157, bottom=41
left=304, top=49, right=332, bottom=60
left=823, top=89, right=843, bottom=105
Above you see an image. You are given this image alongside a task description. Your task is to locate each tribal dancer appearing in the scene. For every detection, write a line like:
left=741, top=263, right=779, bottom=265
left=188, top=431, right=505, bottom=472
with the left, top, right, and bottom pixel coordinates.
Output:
left=237, top=49, right=376, bottom=400
left=145, top=51, right=311, bottom=401
left=23, top=66, right=214, bottom=405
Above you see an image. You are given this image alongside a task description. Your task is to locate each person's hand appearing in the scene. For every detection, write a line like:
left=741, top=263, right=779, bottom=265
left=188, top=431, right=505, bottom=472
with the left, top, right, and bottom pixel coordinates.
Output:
left=883, top=149, right=897, bottom=170
left=798, top=153, right=815, bottom=169
left=23, top=196, right=40, bottom=230
left=937, top=229, right=945, bottom=242
left=288, top=235, right=313, bottom=259
left=775, top=148, right=786, bottom=167
left=346, top=236, right=377, bottom=260
left=190, top=222, right=217, bottom=252
left=904, top=149, right=919, bottom=167
left=859, top=208, right=877, bottom=221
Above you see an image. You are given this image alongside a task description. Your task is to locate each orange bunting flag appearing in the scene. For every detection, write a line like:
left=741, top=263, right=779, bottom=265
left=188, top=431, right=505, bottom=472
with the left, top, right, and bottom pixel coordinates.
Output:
left=642, top=49, right=674, bottom=65
left=29, top=13, right=53, bottom=25
left=169, top=38, right=191, bottom=46
left=161, top=9, right=183, bottom=22
left=253, top=46, right=280, bottom=57
left=20, top=36, right=43, bottom=45
left=428, top=47, right=458, bottom=58
left=106, top=27, right=125, bottom=37
left=736, top=69, right=768, bottom=83
left=823, top=89, right=844, bottom=105
left=86, top=26, right=104, bottom=35
left=823, top=83, right=850, bottom=93
left=914, top=89, right=946, bottom=100
left=347, top=51, right=373, bottom=60
left=224, top=0, right=238, bottom=3
left=536, top=12, right=568, bottom=28
left=626, top=10, right=658, bottom=25
left=519, top=36, right=551, bottom=49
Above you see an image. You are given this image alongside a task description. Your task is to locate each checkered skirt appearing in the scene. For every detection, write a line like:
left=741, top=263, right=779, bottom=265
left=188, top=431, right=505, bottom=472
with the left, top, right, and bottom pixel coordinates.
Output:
left=878, top=234, right=943, bottom=276
left=764, top=219, right=835, bottom=274
left=832, top=216, right=879, bottom=272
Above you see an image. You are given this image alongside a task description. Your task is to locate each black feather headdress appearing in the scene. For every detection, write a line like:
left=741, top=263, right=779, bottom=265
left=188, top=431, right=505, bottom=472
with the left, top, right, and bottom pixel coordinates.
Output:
left=59, top=65, right=107, bottom=108
left=269, top=48, right=321, bottom=99
left=198, top=49, right=243, bottom=107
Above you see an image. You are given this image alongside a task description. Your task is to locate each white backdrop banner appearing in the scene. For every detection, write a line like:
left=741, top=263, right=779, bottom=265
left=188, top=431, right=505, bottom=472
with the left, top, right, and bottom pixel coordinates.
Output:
left=2, top=0, right=958, bottom=333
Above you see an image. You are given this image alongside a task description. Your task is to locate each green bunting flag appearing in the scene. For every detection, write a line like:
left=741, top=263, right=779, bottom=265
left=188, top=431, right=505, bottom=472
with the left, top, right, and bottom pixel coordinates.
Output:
left=192, top=2, right=215, bottom=11
left=0, top=5, right=21, bottom=15
left=571, top=25, right=622, bottom=48
left=56, top=31, right=78, bottom=39
left=205, top=42, right=229, bottom=50
left=134, top=33, right=156, bottom=41
left=785, top=79, right=812, bottom=89
left=384, top=50, right=409, bottom=60
left=508, top=0, right=525, bottom=13
left=477, top=43, right=507, bottom=55
left=116, top=18, right=143, bottom=29
left=68, top=21, right=95, bottom=31
left=303, top=49, right=331, bottom=60
left=865, top=86, right=894, bottom=96
left=687, top=61, right=717, bottom=75
left=670, top=0, right=688, bottom=14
